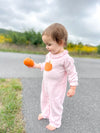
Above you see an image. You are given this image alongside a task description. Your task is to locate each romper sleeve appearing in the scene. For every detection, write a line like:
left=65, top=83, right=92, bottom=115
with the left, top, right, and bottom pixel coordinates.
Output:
left=39, top=62, right=45, bottom=71
left=64, top=55, right=78, bottom=86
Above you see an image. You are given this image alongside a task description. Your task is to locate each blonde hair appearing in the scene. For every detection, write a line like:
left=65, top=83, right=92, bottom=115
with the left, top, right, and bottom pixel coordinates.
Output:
left=42, top=23, right=68, bottom=46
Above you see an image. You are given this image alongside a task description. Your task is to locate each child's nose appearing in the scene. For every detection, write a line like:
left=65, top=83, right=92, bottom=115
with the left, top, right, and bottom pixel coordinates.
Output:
left=46, top=45, right=49, bottom=49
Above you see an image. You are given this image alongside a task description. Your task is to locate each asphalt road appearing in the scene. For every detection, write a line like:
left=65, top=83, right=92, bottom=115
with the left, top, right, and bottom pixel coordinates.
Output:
left=0, top=51, right=100, bottom=133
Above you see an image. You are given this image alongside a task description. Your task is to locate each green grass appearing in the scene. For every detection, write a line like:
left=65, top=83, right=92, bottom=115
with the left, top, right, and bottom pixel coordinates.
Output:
left=0, top=43, right=47, bottom=55
left=0, top=43, right=100, bottom=58
left=0, top=79, right=25, bottom=133
left=0, top=48, right=47, bottom=55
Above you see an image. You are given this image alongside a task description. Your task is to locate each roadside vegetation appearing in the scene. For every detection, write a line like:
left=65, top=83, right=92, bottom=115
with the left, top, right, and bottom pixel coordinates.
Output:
left=0, top=79, right=25, bottom=133
left=0, top=29, right=100, bottom=58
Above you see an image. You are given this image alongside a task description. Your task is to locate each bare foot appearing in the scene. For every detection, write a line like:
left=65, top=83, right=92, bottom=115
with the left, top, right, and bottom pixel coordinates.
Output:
left=38, top=114, right=44, bottom=120
left=46, top=124, right=56, bottom=131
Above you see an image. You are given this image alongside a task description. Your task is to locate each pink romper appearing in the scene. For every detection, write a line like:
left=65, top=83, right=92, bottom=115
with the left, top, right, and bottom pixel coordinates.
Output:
left=40, top=50, right=78, bottom=128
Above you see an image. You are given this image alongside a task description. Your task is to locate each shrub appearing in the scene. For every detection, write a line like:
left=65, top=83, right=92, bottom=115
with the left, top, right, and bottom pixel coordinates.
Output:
left=97, top=45, right=100, bottom=54
left=67, top=45, right=97, bottom=55
left=24, top=30, right=42, bottom=46
left=7, top=29, right=43, bottom=46
left=0, top=35, right=12, bottom=43
left=67, top=42, right=76, bottom=48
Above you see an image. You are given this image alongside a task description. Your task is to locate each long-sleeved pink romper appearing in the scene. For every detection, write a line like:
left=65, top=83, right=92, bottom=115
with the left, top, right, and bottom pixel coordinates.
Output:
left=40, top=50, right=78, bottom=128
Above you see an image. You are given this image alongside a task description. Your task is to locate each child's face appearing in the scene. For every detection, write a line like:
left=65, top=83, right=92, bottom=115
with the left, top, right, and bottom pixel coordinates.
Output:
left=42, top=35, right=64, bottom=54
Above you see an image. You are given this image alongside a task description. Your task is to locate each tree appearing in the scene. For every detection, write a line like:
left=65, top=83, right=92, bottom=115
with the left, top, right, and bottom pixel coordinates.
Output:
left=78, top=42, right=83, bottom=48
left=97, top=45, right=100, bottom=54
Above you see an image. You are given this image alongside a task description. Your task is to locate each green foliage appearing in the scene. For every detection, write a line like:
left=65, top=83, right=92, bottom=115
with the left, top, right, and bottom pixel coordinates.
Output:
left=24, top=30, right=42, bottom=45
left=78, top=42, right=83, bottom=48
left=7, top=29, right=43, bottom=46
left=97, top=45, right=100, bottom=54
left=0, top=79, right=6, bottom=83
left=67, top=42, right=76, bottom=48
left=7, top=31, right=26, bottom=45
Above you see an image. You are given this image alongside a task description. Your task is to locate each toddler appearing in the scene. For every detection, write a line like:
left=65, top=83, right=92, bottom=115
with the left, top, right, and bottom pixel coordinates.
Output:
left=32, top=23, right=78, bottom=131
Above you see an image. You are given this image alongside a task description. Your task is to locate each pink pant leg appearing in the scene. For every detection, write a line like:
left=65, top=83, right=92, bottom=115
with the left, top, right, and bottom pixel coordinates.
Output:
left=48, top=98, right=64, bottom=128
left=41, top=81, right=49, bottom=118
left=48, top=84, right=66, bottom=128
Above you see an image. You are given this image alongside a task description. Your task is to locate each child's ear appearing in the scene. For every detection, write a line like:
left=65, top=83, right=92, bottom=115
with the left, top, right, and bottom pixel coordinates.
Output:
left=59, top=40, right=64, bottom=46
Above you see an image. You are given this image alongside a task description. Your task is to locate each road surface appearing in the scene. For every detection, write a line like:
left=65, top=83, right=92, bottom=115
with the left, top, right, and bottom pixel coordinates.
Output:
left=0, top=51, right=100, bottom=133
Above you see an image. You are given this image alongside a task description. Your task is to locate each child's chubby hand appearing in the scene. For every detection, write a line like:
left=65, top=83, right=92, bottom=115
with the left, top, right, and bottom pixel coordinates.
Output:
left=27, top=66, right=34, bottom=68
left=28, top=63, right=41, bottom=69
left=67, top=86, right=76, bottom=97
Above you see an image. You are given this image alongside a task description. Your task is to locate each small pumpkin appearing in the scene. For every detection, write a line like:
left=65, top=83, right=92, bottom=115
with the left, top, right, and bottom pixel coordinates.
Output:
left=45, top=61, right=52, bottom=71
left=24, top=57, right=34, bottom=67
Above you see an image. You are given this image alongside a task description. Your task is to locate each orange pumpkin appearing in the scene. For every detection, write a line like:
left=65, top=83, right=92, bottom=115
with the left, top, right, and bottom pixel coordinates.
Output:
left=24, top=57, right=34, bottom=67
left=45, top=61, right=52, bottom=71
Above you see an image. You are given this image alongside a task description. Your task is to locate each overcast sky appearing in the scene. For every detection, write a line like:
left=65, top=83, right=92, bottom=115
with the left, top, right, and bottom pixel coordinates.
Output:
left=0, top=0, right=100, bottom=46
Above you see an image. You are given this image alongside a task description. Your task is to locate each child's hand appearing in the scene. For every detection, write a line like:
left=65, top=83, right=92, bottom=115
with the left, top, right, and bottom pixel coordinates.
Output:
left=27, top=66, right=34, bottom=68
left=67, top=86, right=76, bottom=97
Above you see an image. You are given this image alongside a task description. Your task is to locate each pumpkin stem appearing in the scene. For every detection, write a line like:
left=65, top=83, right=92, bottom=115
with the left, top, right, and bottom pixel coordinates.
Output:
left=29, top=56, right=34, bottom=60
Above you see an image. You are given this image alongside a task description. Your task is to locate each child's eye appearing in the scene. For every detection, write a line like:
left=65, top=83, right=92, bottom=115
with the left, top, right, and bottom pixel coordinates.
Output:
left=48, top=44, right=51, bottom=46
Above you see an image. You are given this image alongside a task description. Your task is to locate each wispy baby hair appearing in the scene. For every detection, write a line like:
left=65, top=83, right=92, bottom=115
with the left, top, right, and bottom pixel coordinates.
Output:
left=42, top=23, right=68, bottom=46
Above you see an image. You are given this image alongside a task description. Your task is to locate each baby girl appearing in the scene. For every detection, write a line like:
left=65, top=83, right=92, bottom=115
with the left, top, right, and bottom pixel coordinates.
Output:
left=32, top=23, right=78, bottom=131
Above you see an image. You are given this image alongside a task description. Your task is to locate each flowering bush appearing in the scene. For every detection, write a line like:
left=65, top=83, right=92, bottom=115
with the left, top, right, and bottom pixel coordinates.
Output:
left=67, top=45, right=97, bottom=55
left=0, top=35, right=12, bottom=43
